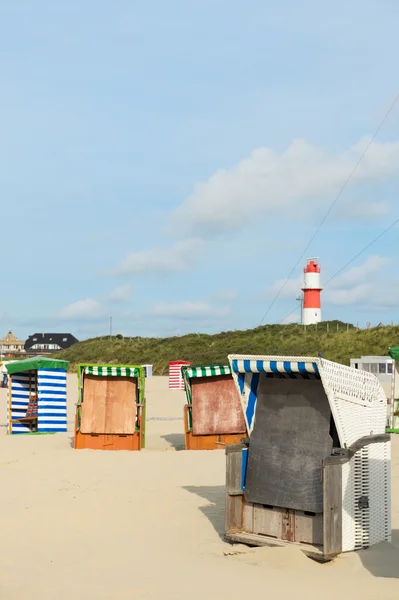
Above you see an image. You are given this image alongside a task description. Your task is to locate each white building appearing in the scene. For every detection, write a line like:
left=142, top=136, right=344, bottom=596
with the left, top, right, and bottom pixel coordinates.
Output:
left=350, top=355, right=393, bottom=400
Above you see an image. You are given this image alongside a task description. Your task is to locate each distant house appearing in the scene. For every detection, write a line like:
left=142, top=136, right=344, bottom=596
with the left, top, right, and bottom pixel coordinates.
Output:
left=24, top=333, right=79, bottom=353
left=0, top=330, right=25, bottom=355
left=350, top=355, right=393, bottom=400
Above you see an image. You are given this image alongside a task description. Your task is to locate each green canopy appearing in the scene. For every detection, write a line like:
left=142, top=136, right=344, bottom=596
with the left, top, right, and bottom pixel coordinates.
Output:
left=388, top=347, right=399, bottom=361
left=6, top=356, right=69, bottom=375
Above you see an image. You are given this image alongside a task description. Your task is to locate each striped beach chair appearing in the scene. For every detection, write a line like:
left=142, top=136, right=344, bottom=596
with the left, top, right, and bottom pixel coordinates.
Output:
left=182, top=364, right=246, bottom=450
left=224, top=354, right=391, bottom=560
left=7, top=356, right=69, bottom=434
left=74, top=364, right=146, bottom=451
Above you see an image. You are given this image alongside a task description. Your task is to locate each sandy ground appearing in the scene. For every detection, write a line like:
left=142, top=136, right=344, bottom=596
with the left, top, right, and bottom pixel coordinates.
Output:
left=0, top=374, right=398, bottom=600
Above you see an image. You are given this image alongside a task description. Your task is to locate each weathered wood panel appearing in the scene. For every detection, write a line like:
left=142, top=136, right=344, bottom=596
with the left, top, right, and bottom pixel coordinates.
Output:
left=225, top=445, right=244, bottom=532
left=191, top=375, right=246, bottom=436
left=226, top=444, right=243, bottom=494
left=295, top=511, right=323, bottom=545
left=323, top=462, right=342, bottom=556
left=80, top=375, right=137, bottom=434
left=224, top=532, right=325, bottom=560
left=242, top=501, right=254, bottom=532
left=225, top=495, right=243, bottom=532
left=244, top=377, right=333, bottom=513
left=186, top=432, right=243, bottom=450
left=253, top=504, right=283, bottom=538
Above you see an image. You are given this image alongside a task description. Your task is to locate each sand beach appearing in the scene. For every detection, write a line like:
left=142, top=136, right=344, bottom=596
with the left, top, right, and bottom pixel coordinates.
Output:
left=0, top=374, right=398, bottom=600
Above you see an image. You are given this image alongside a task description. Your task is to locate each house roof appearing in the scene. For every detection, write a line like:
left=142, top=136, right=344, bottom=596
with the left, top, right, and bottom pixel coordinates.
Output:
left=0, top=330, right=24, bottom=344
left=25, top=333, right=78, bottom=348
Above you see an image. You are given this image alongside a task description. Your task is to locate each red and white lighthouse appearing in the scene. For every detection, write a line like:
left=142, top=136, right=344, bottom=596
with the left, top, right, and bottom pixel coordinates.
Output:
left=301, top=258, right=322, bottom=325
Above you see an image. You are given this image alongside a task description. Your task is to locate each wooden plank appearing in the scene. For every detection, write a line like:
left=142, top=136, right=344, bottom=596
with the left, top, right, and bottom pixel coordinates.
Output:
left=183, top=405, right=191, bottom=450
left=106, top=377, right=137, bottom=434
left=183, top=405, right=191, bottom=433
left=15, top=416, right=38, bottom=423
left=224, top=531, right=324, bottom=558
left=191, top=375, right=246, bottom=436
left=323, top=462, right=342, bottom=556
left=80, top=375, right=137, bottom=434
left=226, top=445, right=243, bottom=495
left=225, top=445, right=245, bottom=533
left=242, top=501, right=254, bottom=532
left=186, top=432, right=244, bottom=450
left=281, top=509, right=295, bottom=542
left=80, top=376, right=104, bottom=433
left=225, top=495, right=243, bottom=532
left=74, top=430, right=141, bottom=450
left=295, top=511, right=323, bottom=545
left=225, top=444, right=246, bottom=454
left=253, top=504, right=283, bottom=538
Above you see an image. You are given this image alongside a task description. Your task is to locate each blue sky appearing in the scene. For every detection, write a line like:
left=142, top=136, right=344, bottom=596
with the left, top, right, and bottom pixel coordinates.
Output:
left=1, top=0, right=399, bottom=341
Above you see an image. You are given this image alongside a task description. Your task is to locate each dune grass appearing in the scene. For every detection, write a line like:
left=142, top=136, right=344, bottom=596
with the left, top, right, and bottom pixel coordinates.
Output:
left=52, top=320, right=399, bottom=374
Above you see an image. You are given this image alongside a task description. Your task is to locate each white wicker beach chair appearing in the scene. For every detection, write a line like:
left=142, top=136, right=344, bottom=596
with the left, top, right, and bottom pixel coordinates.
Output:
left=224, top=355, right=391, bottom=559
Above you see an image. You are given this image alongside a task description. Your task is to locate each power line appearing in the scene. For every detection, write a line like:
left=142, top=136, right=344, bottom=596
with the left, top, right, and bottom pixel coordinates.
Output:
left=259, top=92, right=399, bottom=327
left=323, top=216, right=399, bottom=286
left=280, top=304, right=300, bottom=325
left=279, top=215, right=399, bottom=323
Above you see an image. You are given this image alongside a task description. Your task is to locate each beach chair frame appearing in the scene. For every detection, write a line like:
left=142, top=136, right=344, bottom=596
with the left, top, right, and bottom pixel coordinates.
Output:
left=387, top=346, right=399, bottom=433
left=6, top=356, right=69, bottom=435
left=182, top=364, right=247, bottom=450
left=74, top=363, right=146, bottom=451
left=224, top=354, right=391, bottom=559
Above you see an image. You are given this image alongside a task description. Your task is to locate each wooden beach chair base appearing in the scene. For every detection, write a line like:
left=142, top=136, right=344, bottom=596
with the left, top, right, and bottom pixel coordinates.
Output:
left=224, top=532, right=329, bottom=563
left=74, top=415, right=143, bottom=451
left=183, top=405, right=244, bottom=450
left=225, top=436, right=390, bottom=561
left=184, top=431, right=244, bottom=450
left=225, top=443, right=334, bottom=561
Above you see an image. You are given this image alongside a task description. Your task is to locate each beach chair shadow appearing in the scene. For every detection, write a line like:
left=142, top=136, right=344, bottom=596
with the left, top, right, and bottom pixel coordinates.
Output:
left=356, top=529, right=399, bottom=579
left=161, top=433, right=185, bottom=450
left=183, top=485, right=225, bottom=539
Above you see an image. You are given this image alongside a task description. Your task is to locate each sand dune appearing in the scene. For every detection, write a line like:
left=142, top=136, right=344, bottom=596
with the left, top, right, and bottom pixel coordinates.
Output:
left=0, top=374, right=398, bottom=599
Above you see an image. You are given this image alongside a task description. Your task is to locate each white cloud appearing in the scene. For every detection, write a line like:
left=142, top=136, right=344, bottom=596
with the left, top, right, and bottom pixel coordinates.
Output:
left=169, top=137, right=399, bottom=236
left=210, top=289, right=239, bottom=301
left=107, top=284, right=132, bottom=303
left=109, top=238, right=203, bottom=275
left=266, top=275, right=303, bottom=301
left=342, top=200, right=390, bottom=220
left=325, top=255, right=393, bottom=308
left=149, top=300, right=231, bottom=320
left=327, top=255, right=389, bottom=289
left=58, top=298, right=106, bottom=321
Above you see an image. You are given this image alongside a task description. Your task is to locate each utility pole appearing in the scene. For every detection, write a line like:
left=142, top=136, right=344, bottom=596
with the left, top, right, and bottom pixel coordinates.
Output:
left=296, top=294, right=304, bottom=324
left=109, top=316, right=112, bottom=340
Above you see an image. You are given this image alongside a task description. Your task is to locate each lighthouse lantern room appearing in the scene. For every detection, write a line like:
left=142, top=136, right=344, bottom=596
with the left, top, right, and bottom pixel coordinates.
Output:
left=301, top=258, right=322, bottom=325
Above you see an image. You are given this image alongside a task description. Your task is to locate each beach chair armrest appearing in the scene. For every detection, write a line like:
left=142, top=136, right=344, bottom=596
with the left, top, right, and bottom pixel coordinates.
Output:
left=324, top=433, right=390, bottom=466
